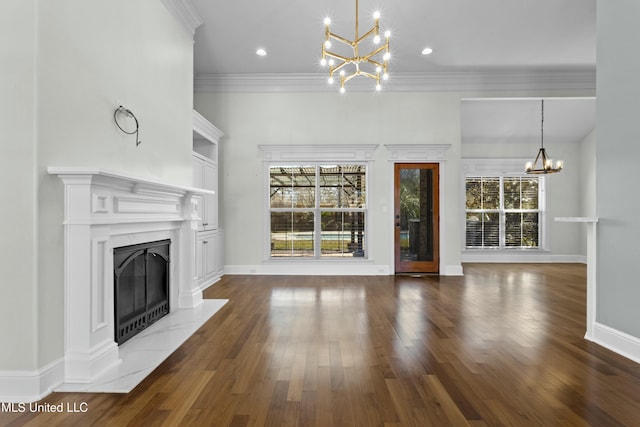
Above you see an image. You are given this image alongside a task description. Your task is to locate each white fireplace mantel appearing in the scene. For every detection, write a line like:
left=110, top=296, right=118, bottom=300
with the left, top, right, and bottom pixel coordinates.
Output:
left=47, top=167, right=215, bottom=198
left=48, top=167, right=214, bottom=385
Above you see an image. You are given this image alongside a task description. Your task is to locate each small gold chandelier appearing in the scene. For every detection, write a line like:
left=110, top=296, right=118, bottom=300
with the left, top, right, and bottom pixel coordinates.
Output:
left=525, top=100, right=563, bottom=174
left=321, top=0, right=390, bottom=93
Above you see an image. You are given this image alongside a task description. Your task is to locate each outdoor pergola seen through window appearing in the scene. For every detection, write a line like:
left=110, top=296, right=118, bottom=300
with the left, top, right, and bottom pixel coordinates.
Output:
left=269, top=164, right=367, bottom=258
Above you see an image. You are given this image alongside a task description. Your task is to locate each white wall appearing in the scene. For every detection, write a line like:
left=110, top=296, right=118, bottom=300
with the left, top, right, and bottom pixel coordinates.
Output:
left=1, top=0, right=194, bottom=374
left=195, top=92, right=463, bottom=274
left=596, top=0, right=640, bottom=339
left=194, top=90, right=594, bottom=274
left=462, top=138, right=585, bottom=258
left=579, top=129, right=596, bottom=255
left=0, top=0, right=39, bottom=371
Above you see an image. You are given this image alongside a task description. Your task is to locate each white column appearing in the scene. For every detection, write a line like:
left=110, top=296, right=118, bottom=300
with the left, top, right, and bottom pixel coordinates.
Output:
left=178, top=192, right=203, bottom=308
left=59, top=174, right=120, bottom=383
left=555, top=217, right=599, bottom=340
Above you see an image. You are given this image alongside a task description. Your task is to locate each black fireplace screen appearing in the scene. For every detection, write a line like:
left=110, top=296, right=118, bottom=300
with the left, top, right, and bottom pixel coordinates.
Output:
left=113, top=239, right=170, bottom=345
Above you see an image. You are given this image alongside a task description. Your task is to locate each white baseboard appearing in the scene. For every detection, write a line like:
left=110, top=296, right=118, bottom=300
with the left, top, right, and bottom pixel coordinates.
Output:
left=442, top=264, right=464, bottom=276
left=0, top=358, right=64, bottom=403
left=178, top=288, right=203, bottom=309
left=225, top=263, right=392, bottom=276
left=461, top=252, right=586, bottom=264
left=592, top=322, right=640, bottom=365
left=225, top=263, right=464, bottom=276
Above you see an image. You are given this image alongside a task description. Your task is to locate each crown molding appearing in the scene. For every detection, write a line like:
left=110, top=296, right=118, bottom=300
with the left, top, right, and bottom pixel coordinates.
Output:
left=462, top=158, right=532, bottom=175
left=193, top=110, right=224, bottom=143
left=385, top=144, right=452, bottom=161
left=194, top=69, right=596, bottom=94
left=162, top=0, right=203, bottom=36
left=258, top=144, right=379, bottom=162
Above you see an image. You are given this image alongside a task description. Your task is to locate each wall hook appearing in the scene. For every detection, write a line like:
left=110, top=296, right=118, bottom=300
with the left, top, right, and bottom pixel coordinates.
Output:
left=114, top=105, right=142, bottom=146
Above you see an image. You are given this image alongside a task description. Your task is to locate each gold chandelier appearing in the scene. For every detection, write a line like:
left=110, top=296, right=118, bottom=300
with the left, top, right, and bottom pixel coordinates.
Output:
left=525, top=100, right=563, bottom=174
left=321, top=0, right=390, bottom=93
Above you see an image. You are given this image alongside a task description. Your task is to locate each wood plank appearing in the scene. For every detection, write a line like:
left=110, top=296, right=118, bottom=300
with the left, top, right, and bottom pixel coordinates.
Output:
left=3, top=265, right=640, bottom=426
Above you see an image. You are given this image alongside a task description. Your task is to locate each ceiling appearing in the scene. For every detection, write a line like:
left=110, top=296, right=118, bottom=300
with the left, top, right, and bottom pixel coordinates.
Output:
left=461, top=97, right=596, bottom=145
left=191, top=0, right=595, bottom=75
left=190, top=0, right=597, bottom=144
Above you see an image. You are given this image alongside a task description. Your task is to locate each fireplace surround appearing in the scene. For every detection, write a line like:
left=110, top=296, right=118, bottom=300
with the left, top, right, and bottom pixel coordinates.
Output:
left=48, top=167, right=213, bottom=384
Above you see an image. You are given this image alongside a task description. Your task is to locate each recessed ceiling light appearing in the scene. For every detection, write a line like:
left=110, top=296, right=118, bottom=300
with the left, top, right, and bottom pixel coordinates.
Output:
left=421, top=47, right=433, bottom=55
left=256, top=48, right=267, bottom=57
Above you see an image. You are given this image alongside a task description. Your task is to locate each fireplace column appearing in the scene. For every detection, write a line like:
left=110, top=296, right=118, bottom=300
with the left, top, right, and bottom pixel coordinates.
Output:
left=178, top=191, right=202, bottom=308
left=59, top=174, right=119, bottom=383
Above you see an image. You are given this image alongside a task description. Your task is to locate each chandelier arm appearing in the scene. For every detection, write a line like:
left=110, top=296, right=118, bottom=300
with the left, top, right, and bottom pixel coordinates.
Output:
left=364, top=59, right=385, bottom=69
left=343, top=72, right=360, bottom=83
left=331, top=62, right=349, bottom=73
left=329, top=32, right=354, bottom=46
left=325, top=51, right=351, bottom=63
left=354, top=27, right=378, bottom=44
left=361, top=44, right=388, bottom=62
left=534, top=148, right=544, bottom=167
left=358, top=71, right=379, bottom=80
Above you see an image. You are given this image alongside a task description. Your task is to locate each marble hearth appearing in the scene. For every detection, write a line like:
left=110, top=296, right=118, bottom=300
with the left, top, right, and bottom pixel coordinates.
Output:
left=48, top=167, right=221, bottom=388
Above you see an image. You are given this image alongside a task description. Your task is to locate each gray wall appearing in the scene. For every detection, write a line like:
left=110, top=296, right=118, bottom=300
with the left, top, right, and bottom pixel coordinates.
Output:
left=596, top=1, right=640, bottom=337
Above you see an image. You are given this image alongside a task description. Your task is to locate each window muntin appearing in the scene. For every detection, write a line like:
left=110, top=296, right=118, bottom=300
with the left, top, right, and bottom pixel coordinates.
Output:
left=269, top=164, right=367, bottom=258
left=465, top=176, right=542, bottom=249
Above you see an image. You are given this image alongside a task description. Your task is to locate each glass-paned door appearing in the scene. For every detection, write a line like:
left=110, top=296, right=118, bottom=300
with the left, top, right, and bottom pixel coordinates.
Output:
left=394, top=163, right=440, bottom=273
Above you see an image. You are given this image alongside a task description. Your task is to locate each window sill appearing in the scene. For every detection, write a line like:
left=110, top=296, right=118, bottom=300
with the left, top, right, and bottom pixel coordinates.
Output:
left=265, top=257, right=373, bottom=263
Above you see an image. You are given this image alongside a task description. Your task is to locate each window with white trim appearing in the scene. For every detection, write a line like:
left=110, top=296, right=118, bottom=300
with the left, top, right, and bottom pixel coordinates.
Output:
left=269, top=164, right=367, bottom=259
left=465, top=176, right=543, bottom=249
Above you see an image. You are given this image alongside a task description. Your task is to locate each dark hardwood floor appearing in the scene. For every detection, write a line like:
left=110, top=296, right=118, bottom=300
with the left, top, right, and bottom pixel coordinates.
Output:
left=3, top=264, right=640, bottom=426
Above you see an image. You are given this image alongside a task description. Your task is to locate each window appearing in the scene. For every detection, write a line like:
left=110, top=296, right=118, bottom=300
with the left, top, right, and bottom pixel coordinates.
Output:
left=269, top=164, right=367, bottom=258
left=465, top=176, right=542, bottom=249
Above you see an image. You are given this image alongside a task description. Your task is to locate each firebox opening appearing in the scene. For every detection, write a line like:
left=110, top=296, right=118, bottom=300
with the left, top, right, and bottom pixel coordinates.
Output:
left=113, top=239, right=170, bottom=345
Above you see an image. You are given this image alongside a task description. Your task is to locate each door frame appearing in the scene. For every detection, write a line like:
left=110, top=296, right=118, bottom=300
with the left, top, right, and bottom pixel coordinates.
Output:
left=385, top=144, right=452, bottom=275
left=393, top=163, right=440, bottom=274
